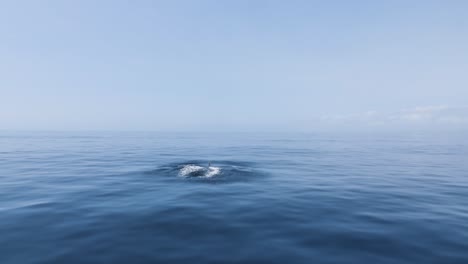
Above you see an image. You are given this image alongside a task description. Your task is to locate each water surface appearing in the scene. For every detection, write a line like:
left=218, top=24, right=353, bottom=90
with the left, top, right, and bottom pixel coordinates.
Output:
left=1, top=131, right=467, bottom=263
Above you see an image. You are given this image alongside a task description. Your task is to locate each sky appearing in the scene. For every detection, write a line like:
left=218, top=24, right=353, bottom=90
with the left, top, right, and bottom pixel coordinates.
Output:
left=1, top=0, right=467, bottom=131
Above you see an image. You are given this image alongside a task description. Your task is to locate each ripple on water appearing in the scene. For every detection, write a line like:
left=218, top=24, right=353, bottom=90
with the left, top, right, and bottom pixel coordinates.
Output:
left=147, top=161, right=264, bottom=183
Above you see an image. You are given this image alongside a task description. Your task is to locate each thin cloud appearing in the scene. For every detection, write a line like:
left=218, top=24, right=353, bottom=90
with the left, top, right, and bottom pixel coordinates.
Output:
left=319, top=105, right=468, bottom=128
left=394, top=105, right=468, bottom=125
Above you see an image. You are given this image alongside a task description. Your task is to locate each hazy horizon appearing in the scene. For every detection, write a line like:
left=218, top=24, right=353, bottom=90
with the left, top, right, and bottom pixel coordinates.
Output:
left=1, top=0, right=467, bottom=131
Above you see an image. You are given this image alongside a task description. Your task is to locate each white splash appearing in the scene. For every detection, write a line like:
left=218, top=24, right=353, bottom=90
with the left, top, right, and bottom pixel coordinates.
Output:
left=178, top=164, right=221, bottom=178
left=179, top=165, right=204, bottom=177
left=205, top=166, right=221, bottom=178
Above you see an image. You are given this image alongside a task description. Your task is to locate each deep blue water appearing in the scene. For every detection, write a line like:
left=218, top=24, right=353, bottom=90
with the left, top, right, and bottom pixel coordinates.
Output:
left=1, top=131, right=468, bottom=264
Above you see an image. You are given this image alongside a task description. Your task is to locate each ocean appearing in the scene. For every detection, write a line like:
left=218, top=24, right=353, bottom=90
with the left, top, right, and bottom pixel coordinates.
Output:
left=1, top=131, right=467, bottom=264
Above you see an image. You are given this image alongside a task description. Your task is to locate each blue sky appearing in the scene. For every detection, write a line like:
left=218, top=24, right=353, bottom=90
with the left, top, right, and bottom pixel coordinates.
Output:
left=1, top=0, right=467, bottom=131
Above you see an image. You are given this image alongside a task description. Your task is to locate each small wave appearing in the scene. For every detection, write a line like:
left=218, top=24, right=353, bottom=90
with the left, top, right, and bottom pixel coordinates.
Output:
left=178, top=165, right=221, bottom=178
left=205, top=166, right=221, bottom=178
left=178, top=165, right=204, bottom=177
left=148, top=160, right=264, bottom=183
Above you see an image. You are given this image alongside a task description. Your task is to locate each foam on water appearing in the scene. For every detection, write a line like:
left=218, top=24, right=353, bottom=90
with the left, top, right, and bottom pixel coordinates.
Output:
left=178, top=164, right=204, bottom=177
left=205, top=166, right=221, bottom=178
left=148, top=160, right=263, bottom=183
left=178, top=164, right=221, bottom=178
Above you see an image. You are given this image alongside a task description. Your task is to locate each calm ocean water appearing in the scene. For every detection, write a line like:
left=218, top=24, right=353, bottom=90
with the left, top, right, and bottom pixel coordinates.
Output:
left=1, top=131, right=467, bottom=264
